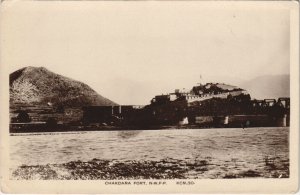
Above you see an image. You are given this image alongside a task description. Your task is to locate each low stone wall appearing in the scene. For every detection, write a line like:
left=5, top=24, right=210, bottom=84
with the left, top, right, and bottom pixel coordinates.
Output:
left=10, top=104, right=83, bottom=125
left=193, top=115, right=288, bottom=128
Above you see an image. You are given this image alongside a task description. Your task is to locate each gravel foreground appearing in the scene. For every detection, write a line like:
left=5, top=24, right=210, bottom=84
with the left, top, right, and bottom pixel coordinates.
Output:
left=11, top=157, right=289, bottom=180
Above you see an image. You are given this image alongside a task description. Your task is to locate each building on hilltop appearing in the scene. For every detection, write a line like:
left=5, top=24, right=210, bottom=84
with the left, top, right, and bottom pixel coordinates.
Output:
left=150, top=83, right=249, bottom=106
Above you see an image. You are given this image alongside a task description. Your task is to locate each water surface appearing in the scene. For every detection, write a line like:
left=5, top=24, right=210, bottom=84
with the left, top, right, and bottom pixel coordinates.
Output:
left=10, top=127, right=289, bottom=179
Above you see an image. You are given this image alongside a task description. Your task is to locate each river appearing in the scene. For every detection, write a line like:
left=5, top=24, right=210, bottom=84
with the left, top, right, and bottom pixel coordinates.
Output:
left=10, top=127, right=289, bottom=179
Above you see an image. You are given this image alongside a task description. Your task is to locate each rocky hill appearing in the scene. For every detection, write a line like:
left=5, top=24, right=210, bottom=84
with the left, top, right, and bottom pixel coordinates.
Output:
left=10, top=66, right=117, bottom=107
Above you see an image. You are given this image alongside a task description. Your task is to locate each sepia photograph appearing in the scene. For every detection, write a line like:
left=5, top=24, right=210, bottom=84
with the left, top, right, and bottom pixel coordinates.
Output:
left=0, top=0, right=299, bottom=194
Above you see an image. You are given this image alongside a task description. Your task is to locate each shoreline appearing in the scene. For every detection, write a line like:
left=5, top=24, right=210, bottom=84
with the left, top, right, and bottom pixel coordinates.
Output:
left=9, top=123, right=286, bottom=133
left=9, top=126, right=289, bottom=137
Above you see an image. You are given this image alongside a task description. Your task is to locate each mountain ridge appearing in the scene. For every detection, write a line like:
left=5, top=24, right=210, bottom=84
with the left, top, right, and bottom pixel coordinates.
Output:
left=10, top=66, right=118, bottom=107
left=239, top=74, right=289, bottom=100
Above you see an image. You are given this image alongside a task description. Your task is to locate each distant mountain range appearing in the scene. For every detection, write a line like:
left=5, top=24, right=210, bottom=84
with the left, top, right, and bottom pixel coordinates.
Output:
left=239, top=74, right=290, bottom=100
left=10, top=66, right=117, bottom=107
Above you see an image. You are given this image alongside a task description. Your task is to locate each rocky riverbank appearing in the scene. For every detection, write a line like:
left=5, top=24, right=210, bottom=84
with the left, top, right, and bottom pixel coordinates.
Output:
left=11, top=157, right=289, bottom=180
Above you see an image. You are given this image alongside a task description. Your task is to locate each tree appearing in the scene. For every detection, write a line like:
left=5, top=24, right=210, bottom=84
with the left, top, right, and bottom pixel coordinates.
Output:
left=16, top=110, right=31, bottom=123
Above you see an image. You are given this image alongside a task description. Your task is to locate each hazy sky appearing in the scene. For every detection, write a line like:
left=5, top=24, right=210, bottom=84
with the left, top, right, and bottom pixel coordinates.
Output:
left=1, top=1, right=290, bottom=105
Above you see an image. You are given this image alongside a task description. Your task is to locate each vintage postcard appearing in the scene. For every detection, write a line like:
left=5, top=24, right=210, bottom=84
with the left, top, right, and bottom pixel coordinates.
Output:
left=0, top=0, right=299, bottom=194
